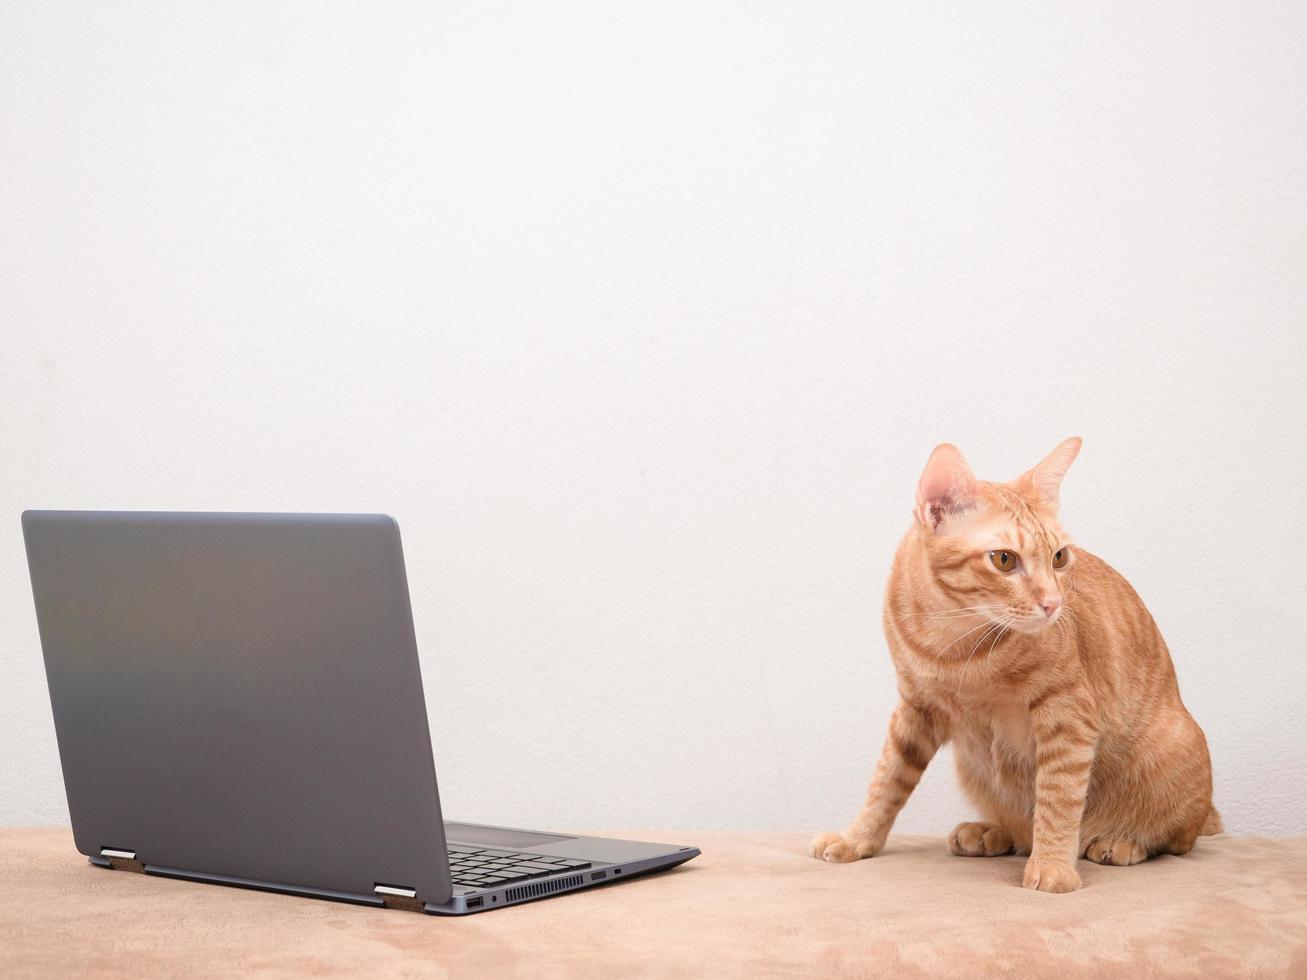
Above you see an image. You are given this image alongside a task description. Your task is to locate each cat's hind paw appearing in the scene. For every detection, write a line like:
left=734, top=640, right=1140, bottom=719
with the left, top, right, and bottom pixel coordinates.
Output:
left=1084, top=837, right=1147, bottom=866
left=810, top=831, right=878, bottom=863
left=948, top=822, right=1014, bottom=857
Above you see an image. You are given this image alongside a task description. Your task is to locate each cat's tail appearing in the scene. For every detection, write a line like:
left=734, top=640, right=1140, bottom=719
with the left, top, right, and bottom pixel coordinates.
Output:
left=1200, top=806, right=1223, bottom=836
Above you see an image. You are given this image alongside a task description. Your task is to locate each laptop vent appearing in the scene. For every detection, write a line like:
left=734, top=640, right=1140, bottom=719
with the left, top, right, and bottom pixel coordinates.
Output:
left=505, top=874, right=584, bottom=904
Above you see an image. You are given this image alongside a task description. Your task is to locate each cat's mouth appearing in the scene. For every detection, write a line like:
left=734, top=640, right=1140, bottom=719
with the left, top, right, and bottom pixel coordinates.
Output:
left=1008, top=608, right=1062, bottom=634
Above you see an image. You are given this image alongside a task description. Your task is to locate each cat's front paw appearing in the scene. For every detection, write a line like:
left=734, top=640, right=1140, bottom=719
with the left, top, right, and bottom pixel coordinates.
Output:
left=1021, top=856, right=1082, bottom=893
left=810, top=831, right=879, bottom=863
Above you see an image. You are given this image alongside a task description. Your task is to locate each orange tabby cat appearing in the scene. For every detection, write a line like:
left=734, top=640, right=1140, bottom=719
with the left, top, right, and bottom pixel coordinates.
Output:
left=811, top=438, right=1218, bottom=893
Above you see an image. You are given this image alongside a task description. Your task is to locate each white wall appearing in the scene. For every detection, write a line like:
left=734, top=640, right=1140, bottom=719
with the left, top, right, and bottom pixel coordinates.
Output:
left=2, top=2, right=1305, bottom=837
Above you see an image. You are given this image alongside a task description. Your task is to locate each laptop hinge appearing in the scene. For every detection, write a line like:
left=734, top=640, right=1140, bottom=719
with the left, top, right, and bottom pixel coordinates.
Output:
left=100, top=847, right=145, bottom=873
left=374, top=882, right=423, bottom=912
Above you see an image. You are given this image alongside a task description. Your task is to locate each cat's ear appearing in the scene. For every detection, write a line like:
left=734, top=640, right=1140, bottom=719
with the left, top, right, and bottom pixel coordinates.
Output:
left=1021, top=436, right=1082, bottom=511
left=915, top=443, right=979, bottom=531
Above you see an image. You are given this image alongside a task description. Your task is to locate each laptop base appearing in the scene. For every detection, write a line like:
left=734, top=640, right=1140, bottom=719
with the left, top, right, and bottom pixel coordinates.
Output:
left=89, top=823, right=701, bottom=915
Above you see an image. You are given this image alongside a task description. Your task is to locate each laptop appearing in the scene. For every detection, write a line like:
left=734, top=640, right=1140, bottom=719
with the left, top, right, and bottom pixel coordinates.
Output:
left=21, top=510, right=699, bottom=914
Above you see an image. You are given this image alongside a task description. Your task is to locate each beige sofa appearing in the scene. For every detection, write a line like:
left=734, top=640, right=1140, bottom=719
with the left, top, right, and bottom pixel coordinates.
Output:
left=3, top=827, right=1303, bottom=978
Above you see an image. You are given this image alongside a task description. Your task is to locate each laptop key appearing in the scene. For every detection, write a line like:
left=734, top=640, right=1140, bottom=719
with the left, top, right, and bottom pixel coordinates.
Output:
left=503, top=864, right=552, bottom=877
left=511, top=861, right=560, bottom=872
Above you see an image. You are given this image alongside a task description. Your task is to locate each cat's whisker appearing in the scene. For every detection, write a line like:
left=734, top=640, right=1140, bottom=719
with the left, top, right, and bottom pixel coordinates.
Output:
left=933, top=625, right=993, bottom=656
left=933, top=616, right=1004, bottom=656
left=989, top=620, right=1013, bottom=655
left=955, top=616, right=1011, bottom=693
left=1056, top=603, right=1081, bottom=641
left=904, top=605, right=1004, bottom=620
left=963, top=614, right=1010, bottom=662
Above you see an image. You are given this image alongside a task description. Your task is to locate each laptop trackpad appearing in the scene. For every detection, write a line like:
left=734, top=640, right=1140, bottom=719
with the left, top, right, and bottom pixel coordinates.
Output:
left=444, top=822, right=575, bottom=849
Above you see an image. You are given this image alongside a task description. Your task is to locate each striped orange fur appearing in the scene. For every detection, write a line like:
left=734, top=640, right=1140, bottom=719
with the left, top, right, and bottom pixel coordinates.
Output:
left=811, top=438, right=1218, bottom=893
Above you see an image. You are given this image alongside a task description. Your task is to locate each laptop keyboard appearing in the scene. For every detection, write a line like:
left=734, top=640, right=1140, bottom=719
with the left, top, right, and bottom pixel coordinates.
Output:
left=447, top=844, right=592, bottom=889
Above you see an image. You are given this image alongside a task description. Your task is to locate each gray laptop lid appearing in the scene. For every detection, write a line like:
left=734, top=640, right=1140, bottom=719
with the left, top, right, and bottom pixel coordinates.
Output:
left=22, top=511, right=451, bottom=904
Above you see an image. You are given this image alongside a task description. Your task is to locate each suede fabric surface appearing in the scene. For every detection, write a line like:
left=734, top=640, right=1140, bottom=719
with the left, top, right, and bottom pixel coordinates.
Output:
left=2, top=827, right=1303, bottom=978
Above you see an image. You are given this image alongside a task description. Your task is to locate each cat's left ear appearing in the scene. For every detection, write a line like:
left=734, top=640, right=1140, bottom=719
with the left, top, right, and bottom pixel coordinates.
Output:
left=1021, top=436, right=1082, bottom=510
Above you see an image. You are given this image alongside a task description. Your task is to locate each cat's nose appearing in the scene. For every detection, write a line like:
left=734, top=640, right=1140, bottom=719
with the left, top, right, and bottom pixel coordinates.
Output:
left=1040, top=597, right=1063, bottom=617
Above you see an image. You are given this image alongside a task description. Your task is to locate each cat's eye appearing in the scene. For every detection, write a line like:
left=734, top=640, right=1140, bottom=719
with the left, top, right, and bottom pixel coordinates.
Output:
left=988, top=550, right=1017, bottom=573
left=1053, top=548, right=1070, bottom=569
